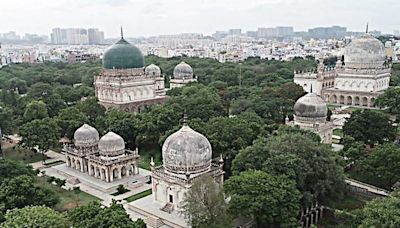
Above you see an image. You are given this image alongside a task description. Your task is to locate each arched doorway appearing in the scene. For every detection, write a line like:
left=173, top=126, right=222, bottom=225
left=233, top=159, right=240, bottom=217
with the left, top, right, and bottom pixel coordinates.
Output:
left=113, top=168, right=119, bottom=179
left=101, top=169, right=106, bottom=180
left=331, top=95, right=337, bottom=103
left=121, top=166, right=127, bottom=177
left=347, top=96, right=352, bottom=105
left=95, top=167, right=100, bottom=178
left=339, top=95, right=345, bottom=104
left=362, top=97, right=368, bottom=106
left=354, top=96, right=360, bottom=106
left=76, top=160, right=81, bottom=170
left=370, top=98, right=375, bottom=107
left=90, top=165, right=95, bottom=176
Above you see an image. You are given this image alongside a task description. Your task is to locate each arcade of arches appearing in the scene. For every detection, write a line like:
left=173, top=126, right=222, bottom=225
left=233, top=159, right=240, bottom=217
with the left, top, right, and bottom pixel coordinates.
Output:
left=65, top=154, right=139, bottom=182
left=323, top=92, right=376, bottom=108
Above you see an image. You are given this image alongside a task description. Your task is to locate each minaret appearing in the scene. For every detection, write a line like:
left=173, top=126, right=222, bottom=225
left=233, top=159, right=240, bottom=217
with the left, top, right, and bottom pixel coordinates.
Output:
left=120, top=26, right=124, bottom=39
left=366, top=23, right=369, bottom=34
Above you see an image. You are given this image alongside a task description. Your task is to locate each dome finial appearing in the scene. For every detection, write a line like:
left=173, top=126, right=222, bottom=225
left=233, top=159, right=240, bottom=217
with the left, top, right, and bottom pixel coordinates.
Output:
left=120, top=26, right=124, bottom=39
left=366, top=22, right=369, bottom=33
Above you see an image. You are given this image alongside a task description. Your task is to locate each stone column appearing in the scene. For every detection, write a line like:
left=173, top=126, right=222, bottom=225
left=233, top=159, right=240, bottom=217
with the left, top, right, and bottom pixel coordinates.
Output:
left=135, top=164, right=139, bottom=175
left=110, top=168, right=114, bottom=182
left=80, top=159, right=84, bottom=173
left=88, top=163, right=92, bottom=176
left=105, top=169, right=109, bottom=183
left=118, top=167, right=122, bottom=179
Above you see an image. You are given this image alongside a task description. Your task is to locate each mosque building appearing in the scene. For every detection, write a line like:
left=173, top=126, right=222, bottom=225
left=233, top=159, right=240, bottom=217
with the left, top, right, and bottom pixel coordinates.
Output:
left=63, top=124, right=140, bottom=182
left=95, top=29, right=167, bottom=112
left=294, top=28, right=391, bottom=108
left=127, top=118, right=224, bottom=228
left=286, top=91, right=333, bottom=144
left=169, top=61, right=197, bottom=89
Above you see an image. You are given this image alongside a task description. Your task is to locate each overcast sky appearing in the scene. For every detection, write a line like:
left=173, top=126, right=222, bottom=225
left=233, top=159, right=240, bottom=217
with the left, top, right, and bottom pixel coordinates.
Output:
left=1, top=0, right=399, bottom=37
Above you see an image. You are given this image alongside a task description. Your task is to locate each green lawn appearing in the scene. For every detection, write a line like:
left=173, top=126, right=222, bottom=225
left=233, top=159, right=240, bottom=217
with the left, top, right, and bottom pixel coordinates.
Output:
left=125, top=189, right=152, bottom=202
left=3, top=146, right=49, bottom=164
left=333, top=128, right=344, bottom=137
left=139, top=145, right=162, bottom=170
left=34, top=176, right=100, bottom=211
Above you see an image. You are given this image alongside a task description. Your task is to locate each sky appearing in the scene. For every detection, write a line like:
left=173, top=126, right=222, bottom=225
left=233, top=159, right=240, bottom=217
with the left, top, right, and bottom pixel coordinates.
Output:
left=1, top=0, right=399, bottom=38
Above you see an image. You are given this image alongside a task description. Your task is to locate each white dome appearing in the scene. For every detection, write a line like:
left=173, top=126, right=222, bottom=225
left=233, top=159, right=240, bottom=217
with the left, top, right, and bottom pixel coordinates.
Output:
left=74, top=124, right=99, bottom=147
left=162, top=124, right=212, bottom=175
left=294, top=93, right=327, bottom=119
left=145, top=64, right=161, bottom=76
left=344, top=33, right=386, bottom=69
left=98, top=132, right=125, bottom=157
left=173, top=61, right=193, bottom=79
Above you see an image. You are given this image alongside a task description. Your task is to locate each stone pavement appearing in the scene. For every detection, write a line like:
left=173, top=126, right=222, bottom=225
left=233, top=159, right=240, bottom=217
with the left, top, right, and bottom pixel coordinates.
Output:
left=29, top=150, right=65, bottom=169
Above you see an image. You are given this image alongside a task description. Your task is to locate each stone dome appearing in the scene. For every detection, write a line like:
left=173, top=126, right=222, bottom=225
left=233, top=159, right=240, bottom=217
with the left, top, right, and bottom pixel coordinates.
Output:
left=162, top=124, right=212, bottom=175
left=173, top=61, right=193, bottom=79
left=344, top=33, right=386, bottom=69
left=294, top=93, right=327, bottom=119
left=145, top=64, right=161, bottom=76
left=74, top=124, right=99, bottom=147
left=98, top=132, right=125, bottom=157
left=102, top=38, right=144, bottom=69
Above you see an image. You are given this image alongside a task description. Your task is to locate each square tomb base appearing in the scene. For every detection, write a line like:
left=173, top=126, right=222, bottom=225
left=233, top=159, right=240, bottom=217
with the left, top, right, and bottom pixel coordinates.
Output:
left=46, top=164, right=151, bottom=193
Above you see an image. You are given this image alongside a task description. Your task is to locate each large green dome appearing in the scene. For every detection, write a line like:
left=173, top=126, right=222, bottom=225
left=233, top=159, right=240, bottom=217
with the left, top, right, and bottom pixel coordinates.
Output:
left=102, top=38, right=144, bottom=69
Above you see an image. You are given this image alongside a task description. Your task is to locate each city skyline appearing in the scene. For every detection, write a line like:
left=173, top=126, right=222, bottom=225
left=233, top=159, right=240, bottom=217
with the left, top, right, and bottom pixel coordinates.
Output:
left=1, top=0, right=399, bottom=37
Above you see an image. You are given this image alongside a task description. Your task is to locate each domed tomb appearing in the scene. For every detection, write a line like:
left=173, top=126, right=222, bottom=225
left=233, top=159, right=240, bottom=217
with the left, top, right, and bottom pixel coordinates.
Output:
left=98, top=132, right=125, bottom=157
left=145, top=64, right=161, bottom=76
left=173, top=61, right=193, bottom=79
left=294, top=93, right=328, bottom=120
left=162, top=123, right=212, bottom=175
left=74, top=124, right=99, bottom=147
left=344, top=33, right=386, bottom=69
left=102, top=37, right=144, bottom=69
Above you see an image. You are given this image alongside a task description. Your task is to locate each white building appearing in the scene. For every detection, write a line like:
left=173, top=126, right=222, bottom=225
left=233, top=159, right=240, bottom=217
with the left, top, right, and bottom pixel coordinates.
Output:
left=127, top=120, right=224, bottom=228
left=169, top=61, right=197, bottom=89
left=286, top=93, right=333, bottom=144
left=294, top=31, right=391, bottom=108
left=94, top=31, right=167, bottom=112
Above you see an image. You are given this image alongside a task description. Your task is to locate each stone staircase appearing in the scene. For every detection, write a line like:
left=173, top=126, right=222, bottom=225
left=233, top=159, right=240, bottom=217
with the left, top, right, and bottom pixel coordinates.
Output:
left=144, top=215, right=164, bottom=228
left=160, top=203, right=174, bottom=213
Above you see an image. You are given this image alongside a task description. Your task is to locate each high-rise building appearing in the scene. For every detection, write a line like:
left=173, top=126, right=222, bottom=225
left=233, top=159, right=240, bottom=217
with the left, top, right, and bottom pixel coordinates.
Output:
left=308, top=26, right=347, bottom=39
left=228, top=29, right=242, bottom=36
left=276, top=26, right=294, bottom=37
left=51, top=28, right=104, bottom=45
left=88, top=28, right=105, bottom=44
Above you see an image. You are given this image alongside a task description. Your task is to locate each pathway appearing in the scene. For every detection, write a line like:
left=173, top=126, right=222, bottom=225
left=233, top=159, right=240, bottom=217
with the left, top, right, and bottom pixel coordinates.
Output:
left=345, top=178, right=391, bottom=197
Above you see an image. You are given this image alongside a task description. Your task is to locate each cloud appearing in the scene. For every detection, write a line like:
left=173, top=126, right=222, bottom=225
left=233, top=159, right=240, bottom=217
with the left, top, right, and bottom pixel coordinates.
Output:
left=0, top=0, right=399, bottom=37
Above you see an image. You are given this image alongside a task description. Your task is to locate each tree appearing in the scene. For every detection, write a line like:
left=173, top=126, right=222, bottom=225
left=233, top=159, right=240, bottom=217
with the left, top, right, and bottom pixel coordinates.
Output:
left=202, top=115, right=262, bottom=176
left=350, top=192, right=400, bottom=227
left=19, top=118, right=60, bottom=157
left=375, top=87, right=400, bottom=119
left=27, top=82, right=53, bottom=99
left=343, top=110, right=396, bottom=145
left=67, top=201, right=146, bottom=228
left=23, top=100, right=49, bottom=122
left=358, top=144, right=400, bottom=189
left=0, top=175, right=59, bottom=214
left=0, top=159, right=36, bottom=185
left=1, top=206, right=69, bottom=228
left=104, top=109, right=139, bottom=148
left=0, top=104, right=14, bottom=134
left=224, top=170, right=301, bottom=227
left=5, top=77, right=28, bottom=94
left=167, top=84, right=226, bottom=121
left=56, top=107, right=89, bottom=139
left=76, top=97, right=106, bottom=126
left=182, top=176, right=231, bottom=228
left=232, top=132, right=345, bottom=206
